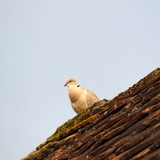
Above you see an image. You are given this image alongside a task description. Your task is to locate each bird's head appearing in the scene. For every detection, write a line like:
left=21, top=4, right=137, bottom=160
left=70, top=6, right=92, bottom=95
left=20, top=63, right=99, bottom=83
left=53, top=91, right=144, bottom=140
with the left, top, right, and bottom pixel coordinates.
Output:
left=64, top=78, right=79, bottom=87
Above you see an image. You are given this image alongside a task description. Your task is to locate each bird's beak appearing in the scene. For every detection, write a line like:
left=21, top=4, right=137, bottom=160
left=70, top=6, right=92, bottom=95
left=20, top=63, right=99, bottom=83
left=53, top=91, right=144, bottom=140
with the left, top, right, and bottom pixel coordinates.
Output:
left=64, top=83, right=67, bottom=87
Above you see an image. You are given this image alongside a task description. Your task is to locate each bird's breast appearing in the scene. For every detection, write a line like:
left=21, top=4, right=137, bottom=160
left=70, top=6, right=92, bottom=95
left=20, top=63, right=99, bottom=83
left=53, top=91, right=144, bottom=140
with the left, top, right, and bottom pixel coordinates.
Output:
left=68, top=87, right=84, bottom=103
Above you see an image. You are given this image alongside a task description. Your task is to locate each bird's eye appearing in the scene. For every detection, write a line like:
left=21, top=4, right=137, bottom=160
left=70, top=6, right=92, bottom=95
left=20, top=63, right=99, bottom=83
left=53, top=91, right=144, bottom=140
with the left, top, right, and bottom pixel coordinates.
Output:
left=70, top=80, right=71, bottom=82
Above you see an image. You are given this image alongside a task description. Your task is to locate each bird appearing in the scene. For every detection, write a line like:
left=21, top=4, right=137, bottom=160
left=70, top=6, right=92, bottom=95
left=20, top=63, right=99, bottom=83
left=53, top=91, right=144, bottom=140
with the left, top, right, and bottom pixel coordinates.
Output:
left=64, top=78, right=99, bottom=114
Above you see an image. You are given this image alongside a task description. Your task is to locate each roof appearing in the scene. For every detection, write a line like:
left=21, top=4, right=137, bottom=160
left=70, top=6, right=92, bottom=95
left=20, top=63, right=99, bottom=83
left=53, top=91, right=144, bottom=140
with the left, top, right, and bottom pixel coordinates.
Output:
left=22, top=68, right=160, bottom=160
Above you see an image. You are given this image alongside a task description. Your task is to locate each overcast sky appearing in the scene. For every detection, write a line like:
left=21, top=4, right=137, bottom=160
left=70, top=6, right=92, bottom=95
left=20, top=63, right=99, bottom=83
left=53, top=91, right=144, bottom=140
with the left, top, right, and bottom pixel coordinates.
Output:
left=1, top=1, right=160, bottom=160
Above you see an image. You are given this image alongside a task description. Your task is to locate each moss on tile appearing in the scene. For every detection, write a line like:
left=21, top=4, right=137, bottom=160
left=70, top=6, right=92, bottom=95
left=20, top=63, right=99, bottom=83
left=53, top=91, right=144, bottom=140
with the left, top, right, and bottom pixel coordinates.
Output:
left=21, top=106, right=100, bottom=160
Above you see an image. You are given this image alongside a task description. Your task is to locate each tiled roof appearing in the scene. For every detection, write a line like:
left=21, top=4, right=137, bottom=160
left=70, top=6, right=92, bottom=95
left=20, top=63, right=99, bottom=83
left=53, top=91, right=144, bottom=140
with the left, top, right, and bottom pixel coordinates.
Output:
left=22, top=68, right=160, bottom=160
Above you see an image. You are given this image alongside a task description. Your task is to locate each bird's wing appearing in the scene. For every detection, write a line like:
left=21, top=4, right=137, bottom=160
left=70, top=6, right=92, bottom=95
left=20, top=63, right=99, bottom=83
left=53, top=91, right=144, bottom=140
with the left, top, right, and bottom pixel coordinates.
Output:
left=86, top=90, right=99, bottom=107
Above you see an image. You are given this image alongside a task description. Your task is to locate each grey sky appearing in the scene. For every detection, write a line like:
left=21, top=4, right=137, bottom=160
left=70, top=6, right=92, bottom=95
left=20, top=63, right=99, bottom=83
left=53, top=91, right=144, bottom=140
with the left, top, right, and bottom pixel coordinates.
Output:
left=1, top=1, right=160, bottom=159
